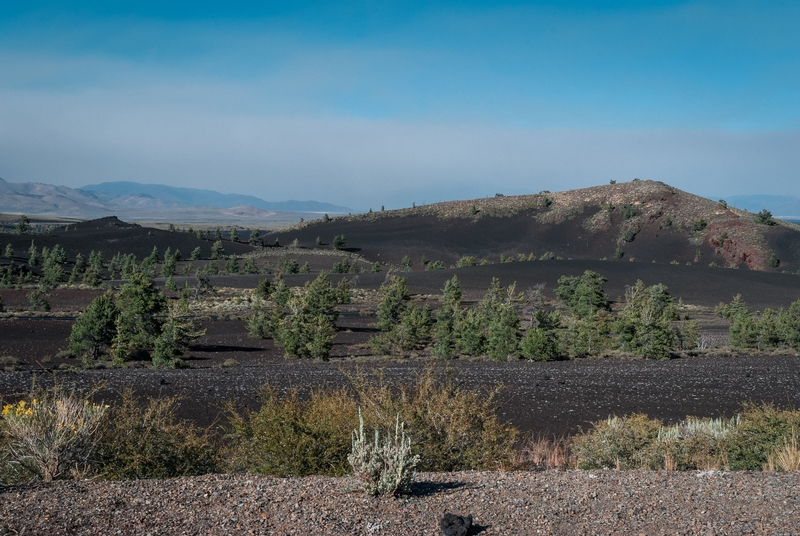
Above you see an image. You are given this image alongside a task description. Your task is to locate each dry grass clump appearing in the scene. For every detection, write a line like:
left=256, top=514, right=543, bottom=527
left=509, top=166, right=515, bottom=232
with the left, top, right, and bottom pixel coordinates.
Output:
left=764, top=430, right=800, bottom=472
left=513, top=434, right=572, bottom=470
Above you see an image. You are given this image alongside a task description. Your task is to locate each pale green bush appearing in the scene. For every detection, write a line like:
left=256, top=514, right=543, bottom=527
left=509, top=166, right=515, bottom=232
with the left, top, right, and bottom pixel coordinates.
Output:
left=348, top=409, right=419, bottom=496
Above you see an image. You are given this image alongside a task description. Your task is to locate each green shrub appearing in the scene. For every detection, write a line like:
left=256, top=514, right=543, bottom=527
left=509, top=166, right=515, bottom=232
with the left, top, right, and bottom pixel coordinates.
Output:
left=242, top=257, right=258, bottom=274
left=225, top=386, right=359, bottom=476
left=755, top=209, right=776, bottom=226
left=161, top=249, right=177, bottom=277
left=333, top=234, right=346, bottom=250
left=692, top=219, right=708, bottom=232
left=335, top=277, right=352, bottom=304
left=331, top=256, right=355, bottom=273
left=68, top=290, right=120, bottom=360
left=573, top=404, right=800, bottom=471
left=555, top=270, right=610, bottom=318
left=273, top=312, right=334, bottom=359
left=211, top=240, right=224, bottom=260
left=431, top=304, right=457, bottom=359
left=98, top=390, right=219, bottom=479
left=455, top=307, right=487, bottom=356
left=164, top=276, right=178, bottom=292
left=519, top=311, right=561, bottom=361
left=151, top=304, right=205, bottom=368
left=280, top=257, right=300, bottom=274
left=715, top=294, right=749, bottom=319
left=559, top=311, right=613, bottom=358
left=225, top=367, right=518, bottom=476
left=15, top=215, right=30, bottom=235
left=253, top=273, right=340, bottom=360
left=456, top=256, right=477, bottom=267
left=572, top=414, right=663, bottom=470
left=247, top=307, right=281, bottom=339
left=613, top=281, right=677, bottom=359
left=254, top=278, right=272, bottom=300
left=485, top=304, right=519, bottom=360
left=225, top=255, right=240, bottom=274
left=68, top=253, right=86, bottom=284
left=40, top=245, right=65, bottom=290
left=727, top=404, right=800, bottom=470
left=27, top=289, right=51, bottom=312
left=425, top=260, right=445, bottom=270
left=622, top=204, right=635, bottom=219
left=111, top=272, right=168, bottom=360
left=375, top=276, right=411, bottom=331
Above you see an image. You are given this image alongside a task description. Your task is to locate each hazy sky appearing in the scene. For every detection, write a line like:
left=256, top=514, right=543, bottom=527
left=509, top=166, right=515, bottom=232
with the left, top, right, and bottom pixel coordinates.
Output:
left=1, top=1, right=798, bottom=209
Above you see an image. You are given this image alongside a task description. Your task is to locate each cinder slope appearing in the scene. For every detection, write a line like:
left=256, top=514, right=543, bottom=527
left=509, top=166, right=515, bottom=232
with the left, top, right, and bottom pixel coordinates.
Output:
left=269, top=180, right=800, bottom=271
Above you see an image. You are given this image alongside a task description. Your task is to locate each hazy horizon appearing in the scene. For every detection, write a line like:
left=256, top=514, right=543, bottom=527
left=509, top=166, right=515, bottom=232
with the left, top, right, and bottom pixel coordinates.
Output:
left=1, top=1, right=798, bottom=209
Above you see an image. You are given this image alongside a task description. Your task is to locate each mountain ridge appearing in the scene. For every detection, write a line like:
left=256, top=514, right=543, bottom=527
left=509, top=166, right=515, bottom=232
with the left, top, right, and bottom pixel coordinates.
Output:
left=81, top=181, right=351, bottom=213
left=0, top=178, right=351, bottom=223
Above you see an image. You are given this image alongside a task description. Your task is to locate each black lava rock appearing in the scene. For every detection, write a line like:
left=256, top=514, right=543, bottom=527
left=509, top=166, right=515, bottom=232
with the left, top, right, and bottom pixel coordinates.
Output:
left=439, top=513, right=473, bottom=536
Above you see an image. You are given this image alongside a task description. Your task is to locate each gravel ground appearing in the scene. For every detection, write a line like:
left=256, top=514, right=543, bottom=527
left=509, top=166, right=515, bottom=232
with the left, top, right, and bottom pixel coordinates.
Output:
left=2, top=470, right=798, bottom=535
left=3, top=354, right=800, bottom=437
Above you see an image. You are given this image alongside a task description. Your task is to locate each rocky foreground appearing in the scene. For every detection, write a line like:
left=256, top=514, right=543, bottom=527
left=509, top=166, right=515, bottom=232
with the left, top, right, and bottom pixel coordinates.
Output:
left=1, top=470, right=798, bottom=535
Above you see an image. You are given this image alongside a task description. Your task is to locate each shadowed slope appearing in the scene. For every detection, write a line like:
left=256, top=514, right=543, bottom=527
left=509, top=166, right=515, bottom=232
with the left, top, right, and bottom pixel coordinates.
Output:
left=0, top=216, right=255, bottom=261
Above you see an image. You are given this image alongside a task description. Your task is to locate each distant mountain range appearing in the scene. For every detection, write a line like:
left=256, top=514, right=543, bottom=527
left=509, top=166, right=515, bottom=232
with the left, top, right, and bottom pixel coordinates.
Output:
left=723, top=195, right=800, bottom=219
left=0, top=178, right=351, bottom=224
left=81, top=181, right=351, bottom=213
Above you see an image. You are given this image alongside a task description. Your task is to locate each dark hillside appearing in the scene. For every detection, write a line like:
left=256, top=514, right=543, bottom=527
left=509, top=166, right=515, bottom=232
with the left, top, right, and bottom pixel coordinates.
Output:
left=0, top=216, right=255, bottom=262
left=267, top=180, right=800, bottom=271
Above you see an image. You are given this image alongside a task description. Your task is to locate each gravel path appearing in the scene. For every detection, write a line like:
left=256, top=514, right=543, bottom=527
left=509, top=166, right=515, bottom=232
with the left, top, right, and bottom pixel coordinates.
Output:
left=2, top=471, right=798, bottom=535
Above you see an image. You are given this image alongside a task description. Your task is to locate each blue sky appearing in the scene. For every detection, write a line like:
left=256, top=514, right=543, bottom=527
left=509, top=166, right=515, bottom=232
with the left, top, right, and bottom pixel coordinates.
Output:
left=0, top=1, right=798, bottom=209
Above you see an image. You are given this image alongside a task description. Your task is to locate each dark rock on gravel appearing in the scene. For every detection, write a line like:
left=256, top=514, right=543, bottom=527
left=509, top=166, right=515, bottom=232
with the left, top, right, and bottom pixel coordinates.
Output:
left=440, top=512, right=473, bottom=535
